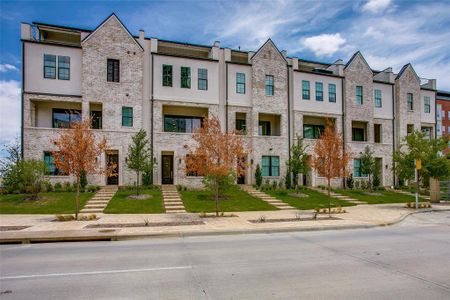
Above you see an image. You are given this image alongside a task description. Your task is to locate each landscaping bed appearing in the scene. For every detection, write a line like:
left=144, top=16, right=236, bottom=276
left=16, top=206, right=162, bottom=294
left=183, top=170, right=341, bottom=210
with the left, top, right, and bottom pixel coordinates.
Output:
left=181, top=185, right=277, bottom=213
left=335, top=189, right=426, bottom=204
left=85, top=220, right=204, bottom=228
left=104, top=187, right=164, bottom=214
left=249, top=216, right=341, bottom=223
left=0, top=192, right=94, bottom=214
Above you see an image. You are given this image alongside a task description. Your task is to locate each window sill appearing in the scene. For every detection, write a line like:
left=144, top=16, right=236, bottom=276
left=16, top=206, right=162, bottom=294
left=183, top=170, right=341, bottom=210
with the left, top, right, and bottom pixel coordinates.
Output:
left=106, top=81, right=121, bottom=84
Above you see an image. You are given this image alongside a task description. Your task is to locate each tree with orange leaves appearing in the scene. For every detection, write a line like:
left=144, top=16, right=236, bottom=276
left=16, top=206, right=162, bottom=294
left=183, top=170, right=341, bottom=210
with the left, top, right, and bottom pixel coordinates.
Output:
left=311, top=124, right=351, bottom=216
left=52, top=116, right=111, bottom=219
left=185, top=116, right=245, bottom=216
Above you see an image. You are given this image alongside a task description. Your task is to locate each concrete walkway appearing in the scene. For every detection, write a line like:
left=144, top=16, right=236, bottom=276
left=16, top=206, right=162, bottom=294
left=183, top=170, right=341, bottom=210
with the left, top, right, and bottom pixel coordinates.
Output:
left=240, top=185, right=296, bottom=210
left=79, top=186, right=118, bottom=214
left=161, top=185, right=186, bottom=213
left=388, top=188, right=431, bottom=201
left=311, top=187, right=366, bottom=204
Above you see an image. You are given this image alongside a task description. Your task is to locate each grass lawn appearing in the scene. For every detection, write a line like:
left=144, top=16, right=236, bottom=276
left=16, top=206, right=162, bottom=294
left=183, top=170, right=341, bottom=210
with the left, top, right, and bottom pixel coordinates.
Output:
left=266, top=189, right=356, bottom=210
left=181, top=185, right=277, bottom=213
left=335, top=189, right=427, bottom=204
left=0, top=192, right=94, bottom=214
left=104, top=188, right=164, bottom=214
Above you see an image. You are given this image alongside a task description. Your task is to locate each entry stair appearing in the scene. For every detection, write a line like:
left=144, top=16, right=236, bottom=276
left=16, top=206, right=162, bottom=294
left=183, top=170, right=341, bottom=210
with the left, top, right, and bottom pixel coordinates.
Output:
left=80, top=186, right=118, bottom=214
left=240, top=185, right=295, bottom=210
left=310, top=187, right=366, bottom=204
left=162, top=185, right=186, bottom=214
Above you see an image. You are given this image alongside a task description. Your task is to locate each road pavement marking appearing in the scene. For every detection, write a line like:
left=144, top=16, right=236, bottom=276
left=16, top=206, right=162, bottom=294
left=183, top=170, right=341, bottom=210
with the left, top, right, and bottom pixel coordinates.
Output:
left=0, top=266, right=192, bottom=280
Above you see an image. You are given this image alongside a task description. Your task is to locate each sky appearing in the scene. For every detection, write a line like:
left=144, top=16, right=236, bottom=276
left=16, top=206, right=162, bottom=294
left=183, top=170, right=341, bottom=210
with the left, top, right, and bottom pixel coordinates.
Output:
left=1, top=0, right=450, bottom=155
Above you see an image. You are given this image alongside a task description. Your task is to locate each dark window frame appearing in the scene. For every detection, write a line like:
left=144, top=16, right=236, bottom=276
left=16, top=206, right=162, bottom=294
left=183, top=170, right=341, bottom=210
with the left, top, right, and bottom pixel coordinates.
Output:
left=164, top=115, right=204, bottom=133
left=91, top=110, right=102, bottom=129
left=58, top=55, right=70, bottom=80
left=303, top=124, right=325, bottom=139
left=236, top=72, right=246, bottom=94
left=302, top=80, right=310, bottom=100
left=43, top=54, right=56, bottom=79
left=180, top=66, right=191, bottom=89
left=107, top=59, right=120, bottom=82
left=328, top=83, right=336, bottom=102
left=374, top=89, right=382, bottom=108
left=407, top=93, right=414, bottom=111
left=258, top=120, right=271, bottom=136
left=374, top=124, right=382, bottom=143
left=162, top=64, right=173, bottom=87
left=122, top=106, right=133, bottom=127
left=356, top=86, right=363, bottom=104
left=352, top=127, right=366, bottom=142
left=315, top=82, right=323, bottom=101
left=424, top=96, right=431, bottom=113
left=265, top=75, right=274, bottom=96
left=262, top=155, right=280, bottom=177
left=52, top=108, right=81, bottom=128
left=236, top=118, right=246, bottom=134
left=198, top=68, right=208, bottom=90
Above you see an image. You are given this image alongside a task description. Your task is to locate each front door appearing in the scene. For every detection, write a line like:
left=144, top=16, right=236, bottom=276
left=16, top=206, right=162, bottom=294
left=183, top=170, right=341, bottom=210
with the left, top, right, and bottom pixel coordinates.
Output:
left=162, top=155, right=174, bottom=184
left=107, top=153, right=119, bottom=185
left=237, top=156, right=246, bottom=184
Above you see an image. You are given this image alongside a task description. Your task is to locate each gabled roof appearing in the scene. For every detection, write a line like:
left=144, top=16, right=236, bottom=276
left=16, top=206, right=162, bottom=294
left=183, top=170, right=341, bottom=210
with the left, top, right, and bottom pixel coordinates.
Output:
left=344, top=51, right=372, bottom=73
left=395, top=63, right=419, bottom=80
left=250, top=38, right=287, bottom=64
left=81, top=13, right=143, bottom=51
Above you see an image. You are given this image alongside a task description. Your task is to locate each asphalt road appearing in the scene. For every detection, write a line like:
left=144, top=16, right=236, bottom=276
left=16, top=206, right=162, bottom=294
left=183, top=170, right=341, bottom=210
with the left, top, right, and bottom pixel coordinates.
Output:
left=1, top=211, right=449, bottom=300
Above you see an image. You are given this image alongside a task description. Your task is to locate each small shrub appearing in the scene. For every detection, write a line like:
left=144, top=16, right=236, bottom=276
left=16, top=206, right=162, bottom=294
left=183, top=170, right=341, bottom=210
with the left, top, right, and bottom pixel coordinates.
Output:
left=271, top=181, right=278, bottom=190
left=43, top=181, right=53, bottom=192
left=54, top=182, right=62, bottom=192
left=354, top=180, right=360, bottom=190
left=258, top=215, right=266, bottom=222
left=55, top=214, right=75, bottom=221
left=86, top=185, right=100, bottom=193
left=346, top=175, right=354, bottom=189
left=255, top=164, right=263, bottom=187
left=373, top=173, right=381, bottom=188
left=176, top=185, right=182, bottom=192
left=199, top=211, right=207, bottom=218
left=278, top=180, right=284, bottom=189
left=63, top=182, right=73, bottom=192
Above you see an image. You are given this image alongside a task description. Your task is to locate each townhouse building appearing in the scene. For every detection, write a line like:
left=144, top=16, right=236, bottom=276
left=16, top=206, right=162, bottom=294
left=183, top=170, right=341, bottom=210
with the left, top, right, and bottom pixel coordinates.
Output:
left=20, top=14, right=437, bottom=188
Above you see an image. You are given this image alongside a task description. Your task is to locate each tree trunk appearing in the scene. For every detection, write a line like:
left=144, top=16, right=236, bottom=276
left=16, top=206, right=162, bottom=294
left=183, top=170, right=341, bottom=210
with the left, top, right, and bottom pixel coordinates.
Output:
left=76, top=176, right=80, bottom=220
left=369, top=174, right=372, bottom=191
left=215, top=181, right=219, bottom=217
left=136, top=171, right=140, bottom=195
left=327, top=178, right=331, bottom=218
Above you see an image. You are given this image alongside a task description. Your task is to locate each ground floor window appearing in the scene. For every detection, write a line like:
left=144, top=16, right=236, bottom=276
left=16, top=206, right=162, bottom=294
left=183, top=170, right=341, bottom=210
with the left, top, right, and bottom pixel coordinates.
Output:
left=353, top=158, right=367, bottom=178
left=262, top=156, right=280, bottom=176
left=43, top=151, right=64, bottom=175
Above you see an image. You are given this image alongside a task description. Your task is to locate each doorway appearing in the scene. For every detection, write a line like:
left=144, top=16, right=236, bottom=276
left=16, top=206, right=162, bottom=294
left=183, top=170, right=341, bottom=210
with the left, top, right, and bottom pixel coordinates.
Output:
left=237, top=156, right=246, bottom=184
left=162, top=154, right=174, bottom=184
left=106, top=152, right=119, bottom=185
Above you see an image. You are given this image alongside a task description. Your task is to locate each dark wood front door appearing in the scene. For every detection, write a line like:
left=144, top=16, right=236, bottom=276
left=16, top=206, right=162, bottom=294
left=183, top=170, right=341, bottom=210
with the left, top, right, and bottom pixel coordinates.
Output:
left=107, top=153, right=119, bottom=185
left=237, top=156, right=246, bottom=184
left=162, top=155, right=174, bottom=184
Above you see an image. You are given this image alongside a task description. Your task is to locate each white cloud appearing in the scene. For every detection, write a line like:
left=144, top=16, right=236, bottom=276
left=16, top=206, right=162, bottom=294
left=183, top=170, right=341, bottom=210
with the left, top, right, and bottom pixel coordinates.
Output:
left=302, top=33, right=346, bottom=56
left=0, top=80, right=21, bottom=149
left=0, top=63, right=18, bottom=73
left=362, top=0, right=391, bottom=13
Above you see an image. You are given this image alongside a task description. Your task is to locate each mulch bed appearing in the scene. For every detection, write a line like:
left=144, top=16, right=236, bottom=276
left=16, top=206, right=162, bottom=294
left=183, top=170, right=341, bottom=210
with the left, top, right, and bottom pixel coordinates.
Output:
left=84, top=221, right=204, bottom=229
left=127, top=194, right=152, bottom=200
left=249, top=216, right=341, bottom=223
left=0, top=226, right=30, bottom=231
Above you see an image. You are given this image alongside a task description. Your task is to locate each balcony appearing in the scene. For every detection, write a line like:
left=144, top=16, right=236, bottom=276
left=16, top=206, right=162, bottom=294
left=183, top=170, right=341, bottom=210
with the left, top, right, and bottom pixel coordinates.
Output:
left=162, top=105, right=208, bottom=134
left=258, top=113, right=281, bottom=136
left=303, top=116, right=335, bottom=139
left=29, top=100, right=81, bottom=128
left=352, top=121, right=368, bottom=142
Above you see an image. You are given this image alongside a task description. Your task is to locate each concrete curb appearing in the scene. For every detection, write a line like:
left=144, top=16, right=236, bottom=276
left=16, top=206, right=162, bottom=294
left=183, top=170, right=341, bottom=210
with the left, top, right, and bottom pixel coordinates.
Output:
left=1, top=209, right=449, bottom=244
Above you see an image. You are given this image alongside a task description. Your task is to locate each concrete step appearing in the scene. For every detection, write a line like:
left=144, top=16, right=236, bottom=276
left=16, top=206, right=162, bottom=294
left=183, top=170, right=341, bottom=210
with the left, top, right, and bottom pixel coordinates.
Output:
left=165, top=203, right=184, bottom=207
left=80, top=209, right=103, bottom=213
left=88, top=200, right=110, bottom=204
left=165, top=205, right=185, bottom=209
left=84, top=204, right=106, bottom=208
left=166, top=211, right=186, bottom=214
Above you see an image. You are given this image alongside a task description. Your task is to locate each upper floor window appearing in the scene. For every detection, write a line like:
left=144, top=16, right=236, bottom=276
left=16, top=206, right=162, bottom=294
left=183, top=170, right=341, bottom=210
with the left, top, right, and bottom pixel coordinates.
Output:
left=262, top=156, right=280, bottom=177
left=181, top=66, right=191, bottom=89
left=407, top=93, right=414, bottom=110
left=236, top=72, right=246, bottom=94
left=258, top=120, right=271, bottom=136
left=424, top=96, right=430, bottom=113
left=315, top=82, right=323, bottom=101
left=198, top=68, right=208, bottom=90
left=107, top=59, right=120, bottom=82
left=162, top=65, right=172, bottom=87
left=328, top=84, right=336, bottom=102
left=303, top=124, right=324, bottom=139
left=52, top=109, right=81, bottom=128
left=164, top=115, right=202, bottom=133
left=374, top=89, right=382, bottom=108
left=356, top=86, right=363, bottom=104
left=302, top=80, right=310, bottom=100
left=265, top=75, right=274, bottom=96
left=407, top=124, right=414, bottom=135
left=44, top=54, right=56, bottom=79
left=91, top=111, right=102, bottom=129
left=58, top=56, right=70, bottom=80
left=374, top=124, right=382, bottom=143
left=122, top=106, right=133, bottom=127
left=236, top=118, right=246, bottom=134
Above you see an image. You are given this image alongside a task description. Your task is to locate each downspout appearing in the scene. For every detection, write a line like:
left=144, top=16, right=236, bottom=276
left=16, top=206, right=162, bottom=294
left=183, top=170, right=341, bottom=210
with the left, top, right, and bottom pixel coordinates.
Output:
left=225, top=63, right=228, bottom=131
left=392, top=84, right=396, bottom=187
left=21, top=41, right=25, bottom=159
left=150, top=53, right=154, bottom=184
left=434, top=90, right=437, bottom=139
left=341, top=77, right=346, bottom=188
left=287, top=66, right=291, bottom=183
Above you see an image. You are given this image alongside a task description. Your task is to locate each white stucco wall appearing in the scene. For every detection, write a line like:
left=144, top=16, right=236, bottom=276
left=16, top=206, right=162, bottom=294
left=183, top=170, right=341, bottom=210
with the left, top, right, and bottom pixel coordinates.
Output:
left=373, top=82, right=393, bottom=119
left=227, top=63, right=252, bottom=107
left=24, top=42, right=82, bottom=95
left=153, top=55, right=219, bottom=104
left=292, top=71, right=342, bottom=114
left=420, top=89, right=436, bottom=124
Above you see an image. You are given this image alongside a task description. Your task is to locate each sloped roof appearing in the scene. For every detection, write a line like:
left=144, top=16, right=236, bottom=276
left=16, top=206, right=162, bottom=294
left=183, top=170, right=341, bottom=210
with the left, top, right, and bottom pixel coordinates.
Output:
left=395, top=63, right=419, bottom=80
left=250, top=38, right=287, bottom=64
left=344, top=51, right=372, bottom=73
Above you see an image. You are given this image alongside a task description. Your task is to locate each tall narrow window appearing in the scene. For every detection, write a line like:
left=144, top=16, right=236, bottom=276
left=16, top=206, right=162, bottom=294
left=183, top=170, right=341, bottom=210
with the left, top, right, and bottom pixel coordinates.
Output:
left=258, top=121, right=271, bottom=136
left=407, top=124, right=414, bottom=135
left=198, top=68, right=208, bottom=90
left=261, top=156, right=279, bottom=176
left=107, top=59, right=120, bottom=82
left=316, top=82, right=323, bottom=101
left=374, top=89, right=382, bottom=108
left=162, top=65, right=172, bottom=87
left=407, top=93, right=414, bottom=110
left=122, top=107, right=133, bottom=127
left=328, top=84, right=336, bottom=102
left=302, top=80, right=310, bottom=100
left=265, top=75, right=274, bottom=96
left=356, top=86, right=363, bottom=104
left=58, top=56, right=70, bottom=80
left=236, top=72, right=246, bottom=94
left=353, top=159, right=367, bottom=177
left=91, top=111, right=102, bottom=129
left=374, top=124, right=382, bottom=143
left=424, top=96, right=430, bottom=113
left=44, top=54, right=56, bottom=79
left=180, top=66, right=191, bottom=88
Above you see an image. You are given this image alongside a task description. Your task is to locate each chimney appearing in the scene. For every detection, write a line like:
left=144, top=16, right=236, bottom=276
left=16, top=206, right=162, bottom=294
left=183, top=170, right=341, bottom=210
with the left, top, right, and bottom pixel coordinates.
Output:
left=224, top=48, right=231, bottom=62
left=291, top=57, right=298, bottom=70
left=139, top=29, right=145, bottom=40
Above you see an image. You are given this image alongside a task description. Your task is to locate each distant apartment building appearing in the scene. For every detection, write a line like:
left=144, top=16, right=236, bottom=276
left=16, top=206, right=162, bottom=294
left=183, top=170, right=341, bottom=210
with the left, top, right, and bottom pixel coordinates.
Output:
left=20, top=14, right=437, bottom=188
left=437, top=90, right=450, bottom=155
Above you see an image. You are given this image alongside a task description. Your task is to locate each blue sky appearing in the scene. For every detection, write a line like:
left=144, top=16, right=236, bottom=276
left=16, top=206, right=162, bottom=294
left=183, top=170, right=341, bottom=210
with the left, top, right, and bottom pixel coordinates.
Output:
left=1, top=0, right=450, bottom=154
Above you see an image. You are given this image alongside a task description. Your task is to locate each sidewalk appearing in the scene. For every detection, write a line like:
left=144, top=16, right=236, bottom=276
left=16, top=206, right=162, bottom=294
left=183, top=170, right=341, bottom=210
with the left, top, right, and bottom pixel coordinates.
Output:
left=1, top=204, right=449, bottom=243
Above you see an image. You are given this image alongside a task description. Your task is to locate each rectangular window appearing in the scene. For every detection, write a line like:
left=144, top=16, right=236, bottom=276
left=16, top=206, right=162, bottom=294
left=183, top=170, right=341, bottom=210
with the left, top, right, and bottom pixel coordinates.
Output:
left=315, top=82, right=323, bottom=101
left=374, top=89, right=382, bottom=108
left=374, top=124, right=382, bottom=143
left=262, top=156, right=280, bottom=176
left=107, top=59, right=120, bottom=82
left=236, top=72, right=246, bottom=94
left=162, top=65, right=173, bottom=87
left=198, top=68, right=208, bottom=90
left=236, top=118, right=246, bottom=134
left=328, top=84, right=336, bottom=102
left=258, top=121, right=271, bottom=136
left=44, top=151, right=64, bottom=176
left=353, top=159, right=367, bottom=177
left=52, top=109, right=81, bottom=128
left=421, top=127, right=432, bottom=140
left=352, top=127, right=365, bottom=141
left=356, top=86, right=363, bottom=104
left=58, top=56, right=70, bottom=80
left=265, top=75, right=274, bottom=96
left=44, top=54, right=56, bottom=79
left=424, top=96, right=430, bottom=113
left=180, top=66, right=191, bottom=88
left=407, top=93, right=413, bottom=110
left=302, top=80, right=310, bottom=100
left=407, top=124, right=414, bottom=135
left=303, top=124, right=325, bottom=139
left=122, top=107, right=133, bottom=127
left=164, top=115, right=203, bottom=133
left=91, top=111, right=102, bottom=129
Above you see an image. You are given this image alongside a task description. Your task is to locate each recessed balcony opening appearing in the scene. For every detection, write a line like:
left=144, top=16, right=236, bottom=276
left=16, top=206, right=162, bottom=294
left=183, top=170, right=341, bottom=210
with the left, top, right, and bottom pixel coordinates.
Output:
left=303, top=116, right=335, bottom=139
left=90, top=102, right=102, bottom=129
left=352, top=121, right=368, bottom=142
left=163, top=105, right=208, bottom=133
left=30, top=100, right=81, bottom=128
left=235, top=112, right=247, bottom=135
left=258, top=113, right=281, bottom=136
left=421, top=126, right=433, bottom=140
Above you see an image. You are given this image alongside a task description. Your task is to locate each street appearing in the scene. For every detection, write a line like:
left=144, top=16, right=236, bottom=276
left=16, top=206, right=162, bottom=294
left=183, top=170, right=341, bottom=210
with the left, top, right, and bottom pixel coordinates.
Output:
left=1, top=211, right=449, bottom=299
